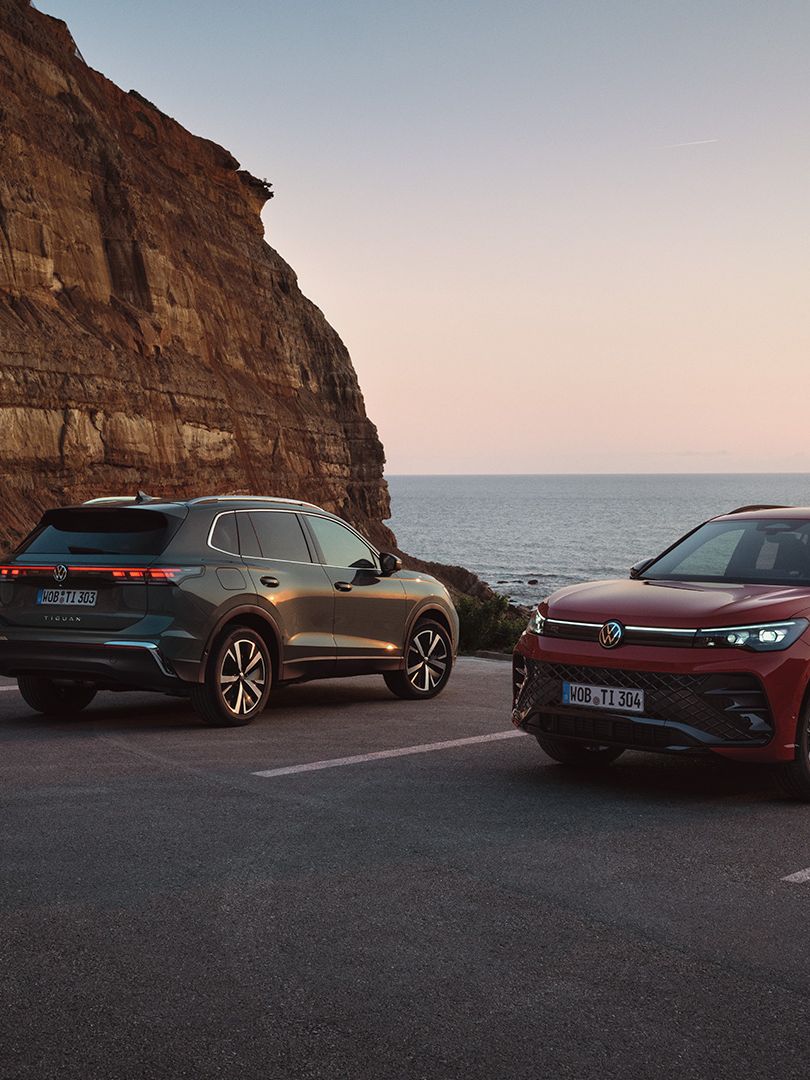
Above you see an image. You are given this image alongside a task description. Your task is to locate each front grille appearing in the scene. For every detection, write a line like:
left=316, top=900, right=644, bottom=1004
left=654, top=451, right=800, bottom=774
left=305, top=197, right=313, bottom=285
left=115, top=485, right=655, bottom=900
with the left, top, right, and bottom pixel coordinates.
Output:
left=513, top=656, right=773, bottom=746
left=543, top=620, right=695, bottom=648
left=533, top=711, right=683, bottom=748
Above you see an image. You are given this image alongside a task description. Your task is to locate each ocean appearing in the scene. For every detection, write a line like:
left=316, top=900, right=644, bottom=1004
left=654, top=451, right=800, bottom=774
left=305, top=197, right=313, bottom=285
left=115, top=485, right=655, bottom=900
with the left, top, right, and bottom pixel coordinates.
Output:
left=386, top=474, right=810, bottom=607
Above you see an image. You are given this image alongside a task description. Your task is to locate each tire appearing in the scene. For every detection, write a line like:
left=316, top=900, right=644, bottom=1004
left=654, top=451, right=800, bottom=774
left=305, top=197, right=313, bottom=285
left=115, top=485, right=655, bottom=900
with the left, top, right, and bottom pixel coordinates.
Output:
left=535, top=733, right=625, bottom=767
left=190, top=627, right=272, bottom=727
left=777, top=699, right=810, bottom=801
left=384, top=618, right=453, bottom=700
left=17, top=675, right=97, bottom=716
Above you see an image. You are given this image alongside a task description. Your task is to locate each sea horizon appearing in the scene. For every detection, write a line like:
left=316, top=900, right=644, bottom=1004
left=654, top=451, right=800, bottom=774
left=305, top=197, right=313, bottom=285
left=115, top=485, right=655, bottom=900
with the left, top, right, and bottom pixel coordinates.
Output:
left=387, top=472, right=810, bottom=605
left=387, top=470, right=810, bottom=477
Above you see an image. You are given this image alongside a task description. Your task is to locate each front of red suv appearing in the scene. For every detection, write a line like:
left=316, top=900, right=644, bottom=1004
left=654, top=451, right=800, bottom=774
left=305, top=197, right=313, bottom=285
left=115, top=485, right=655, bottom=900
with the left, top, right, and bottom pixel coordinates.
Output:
left=512, top=509, right=810, bottom=766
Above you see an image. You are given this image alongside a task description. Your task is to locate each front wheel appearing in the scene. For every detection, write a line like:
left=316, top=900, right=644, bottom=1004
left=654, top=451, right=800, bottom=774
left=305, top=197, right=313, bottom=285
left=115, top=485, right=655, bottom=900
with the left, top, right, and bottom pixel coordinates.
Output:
left=190, top=628, right=272, bottom=727
left=17, top=675, right=97, bottom=716
left=776, top=700, right=810, bottom=801
left=535, top=733, right=625, bottom=767
left=384, top=619, right=453, bottom=700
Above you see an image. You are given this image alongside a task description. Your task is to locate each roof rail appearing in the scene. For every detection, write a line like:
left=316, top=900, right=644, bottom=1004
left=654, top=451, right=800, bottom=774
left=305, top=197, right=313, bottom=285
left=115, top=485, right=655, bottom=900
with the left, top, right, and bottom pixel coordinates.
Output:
left=82, top=496, right=139, bottom=505
left=83, top=491, right=156, bottom=506
left=187, top=495, right=324, bottom=511
left=726, top=504, right=791, bottom=514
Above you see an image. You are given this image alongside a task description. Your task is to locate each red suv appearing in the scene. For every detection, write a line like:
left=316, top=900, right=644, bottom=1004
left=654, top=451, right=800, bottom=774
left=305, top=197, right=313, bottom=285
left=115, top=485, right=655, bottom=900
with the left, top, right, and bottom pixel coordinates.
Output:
left=512, top=506, right=810, bottom=800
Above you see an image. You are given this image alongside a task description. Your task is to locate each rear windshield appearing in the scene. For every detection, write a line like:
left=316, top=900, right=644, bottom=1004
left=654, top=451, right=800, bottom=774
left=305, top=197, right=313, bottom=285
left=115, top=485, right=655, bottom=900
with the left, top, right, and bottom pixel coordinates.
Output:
left=16, top=508, right=180, bottom=557
left=642, top=518, right=810, bottom=586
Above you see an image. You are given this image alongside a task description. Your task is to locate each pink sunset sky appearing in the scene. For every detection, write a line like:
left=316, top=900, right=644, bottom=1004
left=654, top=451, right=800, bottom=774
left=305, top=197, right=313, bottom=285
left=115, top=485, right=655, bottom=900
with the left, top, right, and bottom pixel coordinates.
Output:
left=40, top=0, right=810, bottom=474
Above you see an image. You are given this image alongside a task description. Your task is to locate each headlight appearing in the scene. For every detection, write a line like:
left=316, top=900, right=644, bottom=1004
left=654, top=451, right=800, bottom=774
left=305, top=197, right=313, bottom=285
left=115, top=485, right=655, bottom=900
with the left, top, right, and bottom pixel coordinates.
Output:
left=694, top=619, right=808, bottom=652
left=527, top=609, right=547, bottom=635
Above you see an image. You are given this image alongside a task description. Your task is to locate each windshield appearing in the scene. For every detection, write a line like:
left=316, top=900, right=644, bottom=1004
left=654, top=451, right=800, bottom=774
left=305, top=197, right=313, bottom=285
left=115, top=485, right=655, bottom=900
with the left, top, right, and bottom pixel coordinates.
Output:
left=641, top=518, right=810, bottom=586
left=14, top=508, right=180, bottom=557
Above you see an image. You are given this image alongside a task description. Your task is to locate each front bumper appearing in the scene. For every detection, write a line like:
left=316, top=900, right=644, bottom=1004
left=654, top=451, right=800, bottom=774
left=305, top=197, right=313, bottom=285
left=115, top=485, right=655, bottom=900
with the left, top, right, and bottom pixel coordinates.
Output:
left=0, top=631, right=185, bottom=692
left=512, top=632, right=809, bottom=763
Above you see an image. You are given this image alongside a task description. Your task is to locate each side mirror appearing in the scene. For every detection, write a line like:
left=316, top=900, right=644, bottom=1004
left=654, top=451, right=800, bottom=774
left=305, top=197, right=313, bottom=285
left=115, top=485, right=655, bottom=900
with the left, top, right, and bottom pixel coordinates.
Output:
left=629, top=557, right=655, bottom=579
left=379, top=551, right=402, bottom=577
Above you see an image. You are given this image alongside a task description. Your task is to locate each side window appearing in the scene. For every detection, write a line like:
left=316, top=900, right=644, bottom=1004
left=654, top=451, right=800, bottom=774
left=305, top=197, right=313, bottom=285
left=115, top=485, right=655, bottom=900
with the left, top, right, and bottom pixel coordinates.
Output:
left=210, top=512, right=239, bottom=554
left=306, top=516, right=376, bottom=569
left=248, top=512, right=311, bottom=563
left=237, top=514, right=262, bottom=559
left=669, top=528, right=744, bottom=577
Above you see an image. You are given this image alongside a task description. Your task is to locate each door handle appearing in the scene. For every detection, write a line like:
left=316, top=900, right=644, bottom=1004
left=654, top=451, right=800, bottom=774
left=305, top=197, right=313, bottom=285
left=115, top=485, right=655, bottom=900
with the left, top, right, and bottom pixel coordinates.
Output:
left=260, top=575, right=280, bottom=588
left=334, top=581, right=353, bottom=592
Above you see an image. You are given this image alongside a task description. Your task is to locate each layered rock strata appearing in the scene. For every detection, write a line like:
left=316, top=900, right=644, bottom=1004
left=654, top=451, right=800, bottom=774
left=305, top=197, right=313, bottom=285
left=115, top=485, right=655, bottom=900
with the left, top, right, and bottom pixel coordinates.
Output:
left=0, top=0, right=393, bottom=549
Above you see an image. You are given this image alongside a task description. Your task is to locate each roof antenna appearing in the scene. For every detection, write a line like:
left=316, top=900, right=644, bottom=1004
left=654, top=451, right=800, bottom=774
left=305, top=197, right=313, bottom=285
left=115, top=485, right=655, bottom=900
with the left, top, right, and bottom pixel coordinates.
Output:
left=134, top=490, right=152, bottom=504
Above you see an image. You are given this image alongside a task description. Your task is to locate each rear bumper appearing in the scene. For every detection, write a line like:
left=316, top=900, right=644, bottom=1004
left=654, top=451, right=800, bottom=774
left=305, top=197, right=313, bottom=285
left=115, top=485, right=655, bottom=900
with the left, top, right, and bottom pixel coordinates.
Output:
left=512, top=632, right=809, bottom=763
left=0, top=633, right=187, bottom=692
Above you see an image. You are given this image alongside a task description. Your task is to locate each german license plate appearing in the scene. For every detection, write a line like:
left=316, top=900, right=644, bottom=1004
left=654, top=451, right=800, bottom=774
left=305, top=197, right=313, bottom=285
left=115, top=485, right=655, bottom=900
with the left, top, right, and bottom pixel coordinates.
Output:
left=37, top=588, right=98, bottom=607
left=562, top=681, right=644, bottom=714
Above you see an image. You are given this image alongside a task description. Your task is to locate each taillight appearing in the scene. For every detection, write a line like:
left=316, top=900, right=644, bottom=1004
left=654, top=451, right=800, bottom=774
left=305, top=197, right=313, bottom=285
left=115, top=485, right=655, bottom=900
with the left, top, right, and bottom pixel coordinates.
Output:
left=0, top=565, right=53, bottom=578
left=110, top=568, right=195, bottom=583
left=0, top=565, right=200, bottom=583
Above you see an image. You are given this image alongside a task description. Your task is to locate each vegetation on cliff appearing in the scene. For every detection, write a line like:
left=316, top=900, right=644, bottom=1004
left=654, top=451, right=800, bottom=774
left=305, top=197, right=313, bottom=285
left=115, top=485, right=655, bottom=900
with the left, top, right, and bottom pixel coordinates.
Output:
left=455, top=594, right=527, bottom=654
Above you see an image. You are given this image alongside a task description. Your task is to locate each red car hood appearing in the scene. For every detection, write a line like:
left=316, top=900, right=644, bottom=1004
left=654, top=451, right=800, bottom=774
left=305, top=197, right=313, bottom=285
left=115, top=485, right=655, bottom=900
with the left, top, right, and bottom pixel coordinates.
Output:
left=545, top=578, right=810, bottom=629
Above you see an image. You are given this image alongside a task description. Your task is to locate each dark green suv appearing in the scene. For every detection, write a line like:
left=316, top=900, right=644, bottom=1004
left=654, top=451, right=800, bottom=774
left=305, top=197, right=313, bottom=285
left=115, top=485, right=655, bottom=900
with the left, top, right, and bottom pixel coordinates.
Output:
left=0, top=495, right=458, bottom=725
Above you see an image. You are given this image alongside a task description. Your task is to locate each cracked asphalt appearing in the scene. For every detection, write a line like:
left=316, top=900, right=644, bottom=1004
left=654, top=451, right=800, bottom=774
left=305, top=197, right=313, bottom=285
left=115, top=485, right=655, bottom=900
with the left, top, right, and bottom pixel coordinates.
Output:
left=2, top=657, right=810, bottom=1080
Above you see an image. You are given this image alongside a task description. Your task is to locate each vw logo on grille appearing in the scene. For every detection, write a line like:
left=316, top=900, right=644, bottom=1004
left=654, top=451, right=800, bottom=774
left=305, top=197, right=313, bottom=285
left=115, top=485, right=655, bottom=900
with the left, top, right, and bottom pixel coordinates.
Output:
left=598, top=620, right=624, bottom=649
left=53, top=564, right=68, bottom=584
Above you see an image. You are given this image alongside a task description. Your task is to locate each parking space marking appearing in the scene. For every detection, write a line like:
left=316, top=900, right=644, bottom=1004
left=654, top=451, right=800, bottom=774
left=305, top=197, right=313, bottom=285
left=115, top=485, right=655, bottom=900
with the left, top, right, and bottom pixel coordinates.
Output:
left=0, top=685, right=18, bottom=694
left=782, top=866, right=810, bottom=884
left=253, top=729, right=527, bottom=778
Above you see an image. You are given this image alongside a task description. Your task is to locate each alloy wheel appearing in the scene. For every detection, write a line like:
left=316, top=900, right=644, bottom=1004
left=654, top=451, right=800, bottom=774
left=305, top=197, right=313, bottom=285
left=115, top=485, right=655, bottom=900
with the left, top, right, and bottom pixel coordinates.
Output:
left=406, top=627, right=448, bottom=692
left=219, top=637, right=267, bottom=717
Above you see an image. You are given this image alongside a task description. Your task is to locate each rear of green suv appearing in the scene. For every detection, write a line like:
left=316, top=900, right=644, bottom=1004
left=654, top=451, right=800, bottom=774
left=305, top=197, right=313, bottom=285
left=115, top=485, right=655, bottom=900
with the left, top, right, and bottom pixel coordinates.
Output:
left=0, top=496, right=458, bottom=726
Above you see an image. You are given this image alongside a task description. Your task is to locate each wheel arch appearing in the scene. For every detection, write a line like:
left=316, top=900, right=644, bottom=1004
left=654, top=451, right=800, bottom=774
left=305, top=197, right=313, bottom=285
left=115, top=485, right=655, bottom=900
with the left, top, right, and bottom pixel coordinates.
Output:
left=406, top=603, right=457, bottom=652
left=199, top=604, right=282, bottom=683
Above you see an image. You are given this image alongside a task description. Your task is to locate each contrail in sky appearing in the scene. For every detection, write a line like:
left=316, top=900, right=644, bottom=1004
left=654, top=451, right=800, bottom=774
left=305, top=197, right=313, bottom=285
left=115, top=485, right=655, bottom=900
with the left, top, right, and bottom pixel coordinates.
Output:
left=661, top=138, right=720, bottom=148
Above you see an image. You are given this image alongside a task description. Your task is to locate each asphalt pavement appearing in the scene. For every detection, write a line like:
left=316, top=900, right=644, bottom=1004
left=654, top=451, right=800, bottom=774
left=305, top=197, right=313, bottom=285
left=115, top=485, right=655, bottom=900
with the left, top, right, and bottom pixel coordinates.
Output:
left=3, top=657, right=810, bottom=1080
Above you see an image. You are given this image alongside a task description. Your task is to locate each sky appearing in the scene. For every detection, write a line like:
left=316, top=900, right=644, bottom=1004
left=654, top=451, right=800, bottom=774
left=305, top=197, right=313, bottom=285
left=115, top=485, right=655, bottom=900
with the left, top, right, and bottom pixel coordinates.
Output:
left=37, top=0, right=810, bottom=474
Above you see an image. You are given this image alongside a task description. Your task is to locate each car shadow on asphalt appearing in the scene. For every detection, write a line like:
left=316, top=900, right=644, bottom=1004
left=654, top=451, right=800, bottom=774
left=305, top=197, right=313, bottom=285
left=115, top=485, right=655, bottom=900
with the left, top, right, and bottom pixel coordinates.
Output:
left=0, top=678, right=403, bottom=738
left=498, top=749, right=788, bottom=805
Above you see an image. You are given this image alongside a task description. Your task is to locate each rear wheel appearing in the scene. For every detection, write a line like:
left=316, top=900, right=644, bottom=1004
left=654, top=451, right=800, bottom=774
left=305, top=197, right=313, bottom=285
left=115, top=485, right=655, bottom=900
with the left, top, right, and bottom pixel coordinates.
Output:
left=17, top=675, right=97, bottom=716
left=777, top=699, right=810, bottom=801
left=190, top=627, right=272, bottom=727
left=535, top=733, right=625, bottom=767
left=384, top=619, right=453, bottom=700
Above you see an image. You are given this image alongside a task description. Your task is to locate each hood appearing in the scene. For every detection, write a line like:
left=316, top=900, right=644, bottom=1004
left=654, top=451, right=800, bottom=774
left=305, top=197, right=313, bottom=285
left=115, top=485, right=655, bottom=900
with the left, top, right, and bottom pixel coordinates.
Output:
left=545, top=578, right=810, bottom=628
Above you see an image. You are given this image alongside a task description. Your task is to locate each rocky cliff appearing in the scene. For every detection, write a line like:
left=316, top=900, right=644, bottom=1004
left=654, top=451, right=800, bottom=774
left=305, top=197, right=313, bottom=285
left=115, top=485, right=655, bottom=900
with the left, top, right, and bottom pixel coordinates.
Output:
left=0, top=0, right=394, bottom=550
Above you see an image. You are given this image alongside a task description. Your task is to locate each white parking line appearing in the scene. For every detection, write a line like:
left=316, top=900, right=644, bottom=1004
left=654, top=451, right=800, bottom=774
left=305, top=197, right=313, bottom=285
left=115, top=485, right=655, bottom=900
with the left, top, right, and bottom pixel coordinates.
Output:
left=252, top=729, right=527, bottom=778
left=0, top=685, right=18, bottom=694
left=782, top=867, right=810, bottom=884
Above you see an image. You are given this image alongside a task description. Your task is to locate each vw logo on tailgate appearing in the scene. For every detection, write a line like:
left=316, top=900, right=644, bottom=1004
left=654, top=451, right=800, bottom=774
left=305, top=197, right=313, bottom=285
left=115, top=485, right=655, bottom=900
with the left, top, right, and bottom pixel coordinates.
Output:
left=53, top=564, right=68, bottom=584
left=598, top=620, right=624, bottom=649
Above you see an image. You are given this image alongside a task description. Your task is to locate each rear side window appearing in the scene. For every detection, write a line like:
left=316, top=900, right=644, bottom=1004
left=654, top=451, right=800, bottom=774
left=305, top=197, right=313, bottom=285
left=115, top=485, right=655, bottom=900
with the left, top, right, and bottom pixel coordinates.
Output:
left=210, top=512, right=239, bottom=554
left=248, top=512, right=311, bottom=563
left=18, top=509, right=178, bottom=557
